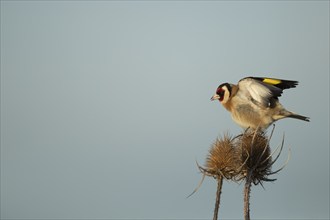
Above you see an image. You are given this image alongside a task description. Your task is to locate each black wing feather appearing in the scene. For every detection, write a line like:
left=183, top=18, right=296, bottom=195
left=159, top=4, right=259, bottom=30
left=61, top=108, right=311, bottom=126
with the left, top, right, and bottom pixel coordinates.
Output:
left=249, top=77, right=299, bottom=90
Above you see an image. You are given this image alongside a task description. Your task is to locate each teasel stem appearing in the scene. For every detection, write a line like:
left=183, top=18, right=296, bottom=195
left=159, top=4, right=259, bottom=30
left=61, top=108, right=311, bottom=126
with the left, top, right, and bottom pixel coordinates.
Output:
left=213, top=176, right=223, bottom=220
left=244, top=174, right=252, bottom=220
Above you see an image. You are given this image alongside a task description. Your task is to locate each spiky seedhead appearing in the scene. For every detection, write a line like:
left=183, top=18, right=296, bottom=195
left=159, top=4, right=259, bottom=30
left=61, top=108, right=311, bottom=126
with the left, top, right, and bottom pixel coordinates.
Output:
left=237, top=130, right=274, bottom=185
left=190, top=126, right=289, bottom=194
left=204, top=134, right=241, bottom=180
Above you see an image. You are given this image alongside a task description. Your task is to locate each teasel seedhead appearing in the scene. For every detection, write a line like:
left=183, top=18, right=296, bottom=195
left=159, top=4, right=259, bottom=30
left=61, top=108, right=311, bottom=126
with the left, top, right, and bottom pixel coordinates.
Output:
left=203, top=133, right=242, bottom=180
left=187, top=133, right=241, bottom=198
left=236, top=127, right=288, bottom=185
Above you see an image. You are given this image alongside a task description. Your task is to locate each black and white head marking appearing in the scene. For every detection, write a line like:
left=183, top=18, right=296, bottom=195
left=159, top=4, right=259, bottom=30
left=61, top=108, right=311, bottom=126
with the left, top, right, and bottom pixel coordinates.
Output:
left=216, top=83, right=232, bottom=103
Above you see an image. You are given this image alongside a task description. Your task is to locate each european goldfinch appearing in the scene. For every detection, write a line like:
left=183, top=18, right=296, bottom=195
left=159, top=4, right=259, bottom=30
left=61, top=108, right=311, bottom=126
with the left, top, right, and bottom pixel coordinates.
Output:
left=211, top=77, right=310, bottom=130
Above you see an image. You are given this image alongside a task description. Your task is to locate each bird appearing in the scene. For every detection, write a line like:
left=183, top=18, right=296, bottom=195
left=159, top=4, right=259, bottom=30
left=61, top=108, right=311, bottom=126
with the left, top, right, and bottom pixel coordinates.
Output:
left=211, top=76, right=310, bottom=130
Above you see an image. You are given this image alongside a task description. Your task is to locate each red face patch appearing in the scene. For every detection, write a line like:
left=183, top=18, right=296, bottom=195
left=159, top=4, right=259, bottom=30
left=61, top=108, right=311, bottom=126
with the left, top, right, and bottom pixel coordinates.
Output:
left=216, top=87, right=225, bottom=101
left=216, top=87, right=223, bottom=95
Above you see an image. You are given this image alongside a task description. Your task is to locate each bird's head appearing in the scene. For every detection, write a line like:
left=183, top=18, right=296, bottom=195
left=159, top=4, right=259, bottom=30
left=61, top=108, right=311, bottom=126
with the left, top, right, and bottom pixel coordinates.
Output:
left=211, top=83, right=232, bottom=103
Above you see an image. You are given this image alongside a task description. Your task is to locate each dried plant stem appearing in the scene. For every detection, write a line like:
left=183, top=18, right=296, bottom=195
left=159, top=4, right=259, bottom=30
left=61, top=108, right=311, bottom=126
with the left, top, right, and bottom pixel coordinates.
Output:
left=213, top=176, right=223, bottom=220
left=244, top=175, right=252, bottom=220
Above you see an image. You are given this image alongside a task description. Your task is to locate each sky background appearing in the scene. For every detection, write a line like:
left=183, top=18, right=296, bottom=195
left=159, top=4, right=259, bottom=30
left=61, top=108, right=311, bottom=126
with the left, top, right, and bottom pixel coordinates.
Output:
left=1, top=1, right=329, bottom=219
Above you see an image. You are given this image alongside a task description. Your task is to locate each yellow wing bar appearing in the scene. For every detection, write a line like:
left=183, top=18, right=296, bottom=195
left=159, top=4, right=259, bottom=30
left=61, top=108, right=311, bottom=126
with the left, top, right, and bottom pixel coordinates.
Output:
left=262, top=78, right=282, bottom=85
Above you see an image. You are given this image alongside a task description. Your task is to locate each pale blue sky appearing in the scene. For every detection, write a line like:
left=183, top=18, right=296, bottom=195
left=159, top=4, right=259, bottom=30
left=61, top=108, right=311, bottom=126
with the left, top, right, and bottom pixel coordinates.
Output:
left=1, top=1, right=329, bottom=219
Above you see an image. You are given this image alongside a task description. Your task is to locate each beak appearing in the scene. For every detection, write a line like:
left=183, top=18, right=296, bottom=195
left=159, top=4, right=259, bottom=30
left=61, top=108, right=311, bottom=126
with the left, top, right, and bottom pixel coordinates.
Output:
left=210, top=94, right=220, bottom=101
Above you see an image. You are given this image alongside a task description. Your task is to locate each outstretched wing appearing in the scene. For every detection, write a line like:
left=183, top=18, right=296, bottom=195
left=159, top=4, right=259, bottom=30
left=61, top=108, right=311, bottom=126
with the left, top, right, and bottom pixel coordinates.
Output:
left=237, top=77, right=299, bottom=107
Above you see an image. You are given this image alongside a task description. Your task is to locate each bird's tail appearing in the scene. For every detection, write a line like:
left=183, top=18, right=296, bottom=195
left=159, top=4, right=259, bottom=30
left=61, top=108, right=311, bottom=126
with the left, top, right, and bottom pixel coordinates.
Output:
left=287, top=112, right=310, bottom=122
